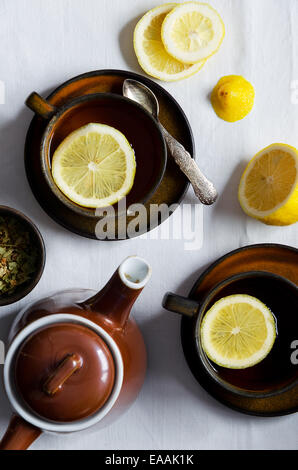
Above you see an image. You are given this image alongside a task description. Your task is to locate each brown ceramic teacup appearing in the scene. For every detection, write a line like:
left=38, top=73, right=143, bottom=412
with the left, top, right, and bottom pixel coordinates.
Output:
left=163, top=271, right=298, bottom=399
left=25, top=92, right=167, bottom=217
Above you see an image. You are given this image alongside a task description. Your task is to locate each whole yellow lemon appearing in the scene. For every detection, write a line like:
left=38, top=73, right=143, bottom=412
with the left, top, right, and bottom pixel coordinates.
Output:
left=211, top=75, right=255, bottom=122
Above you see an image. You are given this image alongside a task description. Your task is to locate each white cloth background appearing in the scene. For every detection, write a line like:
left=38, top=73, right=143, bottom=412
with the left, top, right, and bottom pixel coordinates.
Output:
left=0, top=0, right=297, bottom=450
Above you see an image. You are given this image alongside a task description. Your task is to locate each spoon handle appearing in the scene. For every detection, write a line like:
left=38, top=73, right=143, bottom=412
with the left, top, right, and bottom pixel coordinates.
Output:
left=160, top=124, right=218, bottom=205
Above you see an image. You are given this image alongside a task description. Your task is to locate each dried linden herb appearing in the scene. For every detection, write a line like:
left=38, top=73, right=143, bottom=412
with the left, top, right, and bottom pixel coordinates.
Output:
left=0, top=215, right=38, bottom=296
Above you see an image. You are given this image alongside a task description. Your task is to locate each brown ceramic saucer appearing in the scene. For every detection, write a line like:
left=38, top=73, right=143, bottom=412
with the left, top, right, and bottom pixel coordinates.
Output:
left=25, top=70, right=194, bottom=240
left=181, top=243, right=298, bottom=416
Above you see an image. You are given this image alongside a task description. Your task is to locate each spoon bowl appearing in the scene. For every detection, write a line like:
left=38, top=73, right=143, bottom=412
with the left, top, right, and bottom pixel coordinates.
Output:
left=123, top=79, right=160, bottom=119
left=123, top=79, right=218, bottom=205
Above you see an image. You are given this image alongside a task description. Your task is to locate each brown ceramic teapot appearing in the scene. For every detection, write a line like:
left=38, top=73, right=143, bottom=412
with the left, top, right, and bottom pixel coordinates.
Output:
left=0, top=256, right=151, bottom=450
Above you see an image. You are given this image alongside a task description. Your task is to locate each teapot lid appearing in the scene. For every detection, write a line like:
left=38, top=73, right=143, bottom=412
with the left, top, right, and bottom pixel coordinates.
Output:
left=14, top=323, right=115, bottom=422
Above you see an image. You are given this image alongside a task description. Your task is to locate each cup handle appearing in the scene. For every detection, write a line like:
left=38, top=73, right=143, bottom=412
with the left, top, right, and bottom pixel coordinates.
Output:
left=162, top=292, right=200, bottom=317
left=0, top=415, right=42, bottom=450
left=25, top=92, right=57, bottom=120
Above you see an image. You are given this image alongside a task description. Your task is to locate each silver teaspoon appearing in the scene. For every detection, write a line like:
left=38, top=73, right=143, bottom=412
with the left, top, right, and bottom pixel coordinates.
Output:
left=123, top=79, right=218, bottom=205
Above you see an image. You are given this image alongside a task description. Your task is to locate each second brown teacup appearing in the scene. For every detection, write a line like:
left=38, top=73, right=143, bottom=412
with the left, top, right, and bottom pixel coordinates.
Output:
left=163, top=271, right=298, bottom=399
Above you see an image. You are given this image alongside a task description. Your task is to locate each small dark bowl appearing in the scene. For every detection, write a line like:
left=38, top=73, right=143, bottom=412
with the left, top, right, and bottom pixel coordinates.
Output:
left=0, top=206, right=45, bottom=306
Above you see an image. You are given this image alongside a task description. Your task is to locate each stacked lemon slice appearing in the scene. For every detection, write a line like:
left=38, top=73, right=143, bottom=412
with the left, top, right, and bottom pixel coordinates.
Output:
left=134, top=2, right=225, bottom=82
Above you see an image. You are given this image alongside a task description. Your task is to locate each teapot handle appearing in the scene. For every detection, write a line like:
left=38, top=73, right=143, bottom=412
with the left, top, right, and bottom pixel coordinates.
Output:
left=0, top=415, right=41, bottom=450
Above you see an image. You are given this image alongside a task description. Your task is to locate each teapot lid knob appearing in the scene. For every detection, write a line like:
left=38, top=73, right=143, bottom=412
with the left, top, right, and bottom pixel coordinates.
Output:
left=14, top=323, right=115, bottom=422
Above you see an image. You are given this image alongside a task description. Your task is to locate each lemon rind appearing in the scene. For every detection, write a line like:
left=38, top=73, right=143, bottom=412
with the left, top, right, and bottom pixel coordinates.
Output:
left=211, top=75, right=255, bottom=122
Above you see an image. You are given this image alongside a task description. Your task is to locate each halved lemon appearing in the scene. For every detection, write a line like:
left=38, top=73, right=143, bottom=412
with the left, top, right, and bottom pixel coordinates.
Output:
left=238, top=144, right=298, bottom=226
left=52, top=123, right=136, bottom=208
left=211, top=75, right=255, bottom=122
left=161, top=1, right=225, bottom=64
left=201, top=295, right=276, bottom=369
left=133, top=3, right=206, bottom=82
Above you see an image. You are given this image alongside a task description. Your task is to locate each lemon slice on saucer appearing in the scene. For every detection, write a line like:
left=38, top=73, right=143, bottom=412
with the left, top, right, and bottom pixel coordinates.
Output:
left=161, top=1, right=225, bottom=64
left=238, top=144, right=298, bottom=226
left=201, top=295, right=276, bottom=369
left=52, top=123, right=136, bottom=208
left=134, top=3, right=206, bottom=82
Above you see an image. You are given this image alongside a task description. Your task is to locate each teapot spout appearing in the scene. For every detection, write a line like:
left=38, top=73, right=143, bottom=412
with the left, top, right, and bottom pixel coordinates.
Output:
left=118, top=256, right=152, bottom=290
left=83, top=256, right=152, bottom=328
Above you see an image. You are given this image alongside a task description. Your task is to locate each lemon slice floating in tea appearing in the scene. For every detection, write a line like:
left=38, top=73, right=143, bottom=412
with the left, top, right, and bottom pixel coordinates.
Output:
left=161, top=1, right=225, bottom=64
left=200, top=295, right=276, bottom=369
left=52, top=123, right=136, bottom=208
left=238, top=143, right=298, bottom=226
